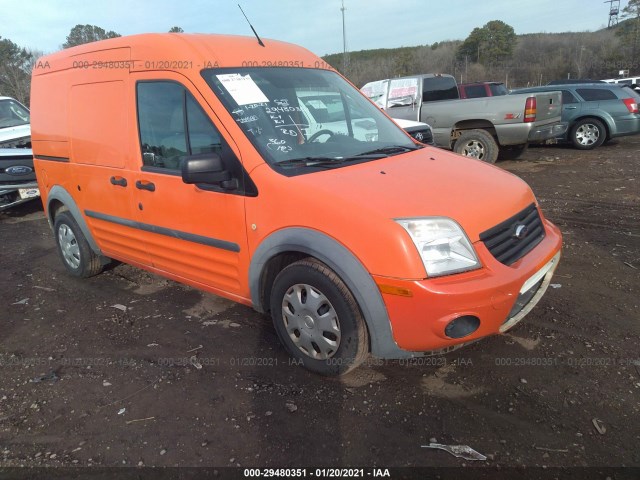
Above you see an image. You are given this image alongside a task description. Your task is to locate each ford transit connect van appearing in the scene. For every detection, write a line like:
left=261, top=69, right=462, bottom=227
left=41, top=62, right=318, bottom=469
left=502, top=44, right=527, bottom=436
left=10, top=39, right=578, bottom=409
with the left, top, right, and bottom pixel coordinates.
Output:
left=31, top=34, right=562, bottom=375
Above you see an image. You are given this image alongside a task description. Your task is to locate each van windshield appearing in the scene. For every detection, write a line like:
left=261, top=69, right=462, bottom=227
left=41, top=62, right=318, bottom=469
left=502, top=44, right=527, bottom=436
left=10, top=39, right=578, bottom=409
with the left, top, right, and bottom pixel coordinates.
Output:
left=0, top=99, right=30, bottom=128
left=202, top=68, right=416, bottom=169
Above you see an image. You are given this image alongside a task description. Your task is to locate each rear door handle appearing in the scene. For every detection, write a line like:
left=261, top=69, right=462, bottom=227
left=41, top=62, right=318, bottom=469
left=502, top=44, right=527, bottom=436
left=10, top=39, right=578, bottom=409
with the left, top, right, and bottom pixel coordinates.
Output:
left=110, top=176, right=127, bottom=187
left=565, top=106, right=577, bottom=110
left=135, top=180, right=156, bottom=192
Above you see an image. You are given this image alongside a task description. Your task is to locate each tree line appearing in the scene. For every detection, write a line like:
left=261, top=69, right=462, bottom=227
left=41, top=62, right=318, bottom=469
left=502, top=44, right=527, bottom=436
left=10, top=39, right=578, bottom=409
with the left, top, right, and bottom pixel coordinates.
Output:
left=326, top=1, right=640, bottom=88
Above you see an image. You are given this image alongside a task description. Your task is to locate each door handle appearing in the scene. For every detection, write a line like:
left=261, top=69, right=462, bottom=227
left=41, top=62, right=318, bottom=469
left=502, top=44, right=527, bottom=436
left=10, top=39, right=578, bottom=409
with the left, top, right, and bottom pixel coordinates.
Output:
left=135, top=180, right=156, bottom=192
left=565, top=106, right=577, bottom=110
left=110, top=176, right=128, bottom=187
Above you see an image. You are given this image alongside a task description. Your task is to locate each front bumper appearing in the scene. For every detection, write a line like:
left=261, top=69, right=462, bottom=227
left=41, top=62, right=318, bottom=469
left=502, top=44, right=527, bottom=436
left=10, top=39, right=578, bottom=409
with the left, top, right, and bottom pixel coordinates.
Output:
left=373, top=219, right=562, bottom=354
left=0, top=181, right=40, bottom=211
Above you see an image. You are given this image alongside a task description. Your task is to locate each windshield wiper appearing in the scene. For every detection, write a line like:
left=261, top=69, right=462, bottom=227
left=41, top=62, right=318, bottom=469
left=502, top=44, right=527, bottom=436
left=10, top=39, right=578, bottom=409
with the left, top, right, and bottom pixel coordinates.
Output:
left=355, top=144, right=423, bottom=156
left=275, top=155, right=386, bottom=168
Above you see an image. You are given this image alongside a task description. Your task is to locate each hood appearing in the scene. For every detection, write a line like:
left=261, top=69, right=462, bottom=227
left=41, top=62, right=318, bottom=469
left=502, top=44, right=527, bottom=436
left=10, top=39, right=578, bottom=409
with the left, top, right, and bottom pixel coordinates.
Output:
left=0, top=124, right=31, bottom=144
left=287, top=147, right=535, bottom=242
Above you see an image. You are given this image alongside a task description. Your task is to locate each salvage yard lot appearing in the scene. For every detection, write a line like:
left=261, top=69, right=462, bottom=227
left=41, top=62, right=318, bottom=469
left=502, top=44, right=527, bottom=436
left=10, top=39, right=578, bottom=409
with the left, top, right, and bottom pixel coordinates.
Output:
left=1, top=137, right=638, bottom=471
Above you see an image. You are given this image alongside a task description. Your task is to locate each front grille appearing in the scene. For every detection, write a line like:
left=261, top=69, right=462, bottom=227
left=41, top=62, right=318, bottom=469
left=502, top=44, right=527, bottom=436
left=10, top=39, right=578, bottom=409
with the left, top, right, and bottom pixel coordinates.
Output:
left=409, top=128, right=434, bottom=145
left=480, top=203, right=545, bottom=266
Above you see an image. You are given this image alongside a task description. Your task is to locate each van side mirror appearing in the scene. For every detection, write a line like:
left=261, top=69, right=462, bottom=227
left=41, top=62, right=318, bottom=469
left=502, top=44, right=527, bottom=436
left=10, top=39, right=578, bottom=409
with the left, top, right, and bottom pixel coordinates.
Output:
left=181, top=153, right=232, bottom=186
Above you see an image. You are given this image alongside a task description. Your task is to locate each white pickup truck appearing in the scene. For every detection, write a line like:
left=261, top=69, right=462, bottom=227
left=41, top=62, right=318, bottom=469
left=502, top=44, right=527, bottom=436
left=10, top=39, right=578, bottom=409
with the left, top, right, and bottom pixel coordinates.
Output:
left=0, top=96, right=31, bottom=148
left=362, top=74, right=567, bottom=162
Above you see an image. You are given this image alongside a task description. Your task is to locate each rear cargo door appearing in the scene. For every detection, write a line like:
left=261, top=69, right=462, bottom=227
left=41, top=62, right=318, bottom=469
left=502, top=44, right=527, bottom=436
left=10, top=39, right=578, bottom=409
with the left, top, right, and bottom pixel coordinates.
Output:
left=69, top=78, right=152, bottom=268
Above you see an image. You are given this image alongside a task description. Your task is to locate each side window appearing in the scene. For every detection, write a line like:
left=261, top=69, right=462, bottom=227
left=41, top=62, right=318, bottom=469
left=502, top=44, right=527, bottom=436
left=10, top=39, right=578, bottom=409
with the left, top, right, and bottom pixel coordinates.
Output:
left=137, top=82, right=222, bottom=171
left=422, top=77, right=459, bottom=102
left=186, top=95, right=222, bottom=156
left=490, top=83, right=508, bottom=96
left=576, top=88, right=617, bottom=101
left=464, top=85, right=487, bottom=98
left=562, top=90, right=578, bottom=104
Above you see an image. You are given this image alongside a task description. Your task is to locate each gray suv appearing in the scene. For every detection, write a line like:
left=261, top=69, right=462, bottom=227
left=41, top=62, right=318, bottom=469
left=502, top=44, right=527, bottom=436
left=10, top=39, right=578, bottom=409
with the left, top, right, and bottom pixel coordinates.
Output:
left=512, top=84, right=640, bottom=149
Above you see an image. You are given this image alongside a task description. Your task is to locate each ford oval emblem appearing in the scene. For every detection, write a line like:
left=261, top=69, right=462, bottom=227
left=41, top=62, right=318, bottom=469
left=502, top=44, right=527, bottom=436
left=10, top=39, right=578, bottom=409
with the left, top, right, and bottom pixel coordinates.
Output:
left=513, top=224, right=528, bottom=240
left=5, top=165, right=33, bottom=176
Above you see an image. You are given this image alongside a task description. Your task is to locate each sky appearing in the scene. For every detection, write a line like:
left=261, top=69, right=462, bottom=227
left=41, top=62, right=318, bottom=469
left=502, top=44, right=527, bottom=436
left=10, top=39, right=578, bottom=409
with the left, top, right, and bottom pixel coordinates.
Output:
left=0, top=0, right=624, bottom=56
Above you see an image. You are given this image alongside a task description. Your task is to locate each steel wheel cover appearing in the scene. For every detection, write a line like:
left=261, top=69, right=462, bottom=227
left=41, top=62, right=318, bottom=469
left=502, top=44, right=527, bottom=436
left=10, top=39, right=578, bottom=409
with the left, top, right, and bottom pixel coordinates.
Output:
left=281, top=283, right=341, bottom=360
left=58, top=223, right=81, bottom=269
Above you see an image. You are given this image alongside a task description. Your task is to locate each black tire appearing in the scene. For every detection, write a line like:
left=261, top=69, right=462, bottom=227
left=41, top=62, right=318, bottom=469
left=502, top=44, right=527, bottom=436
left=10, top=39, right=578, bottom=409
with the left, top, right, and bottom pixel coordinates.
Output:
left=53, top=211, right=103, bottom=278
left=499, top=143, right=528, bottom=161
left=270, top=258, right=369, bottom=376
left=453, top=129, right=499, bottom=163
left=570, top=118, right=606, bottom=150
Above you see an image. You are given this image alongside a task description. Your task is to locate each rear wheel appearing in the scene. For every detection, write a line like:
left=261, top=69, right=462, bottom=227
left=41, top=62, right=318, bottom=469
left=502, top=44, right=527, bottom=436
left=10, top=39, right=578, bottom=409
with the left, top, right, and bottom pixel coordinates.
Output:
left=570, top=118, right=606, bottom=150
left=53, top=211, right=103, bottom=278
left=453, top=129, right=499, bottom=163
left=270, top=258, right=369, bottom=376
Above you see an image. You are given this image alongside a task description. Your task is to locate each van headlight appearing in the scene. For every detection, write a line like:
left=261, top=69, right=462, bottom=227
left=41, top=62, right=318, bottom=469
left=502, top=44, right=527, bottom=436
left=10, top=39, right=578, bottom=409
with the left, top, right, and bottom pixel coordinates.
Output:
left=396, top=217, right=480, bottom=277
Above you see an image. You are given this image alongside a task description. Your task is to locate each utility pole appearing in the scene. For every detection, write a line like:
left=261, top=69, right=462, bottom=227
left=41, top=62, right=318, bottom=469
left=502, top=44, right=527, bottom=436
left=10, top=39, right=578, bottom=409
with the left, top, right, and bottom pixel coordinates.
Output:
left=341, top=0, right=349, bottom=75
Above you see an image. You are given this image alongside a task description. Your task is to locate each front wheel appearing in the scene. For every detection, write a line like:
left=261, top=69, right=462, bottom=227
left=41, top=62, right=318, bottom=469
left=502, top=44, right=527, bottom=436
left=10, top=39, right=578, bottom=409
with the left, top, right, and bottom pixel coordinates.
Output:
left=453, top=129, right=499, bottom=163
left=570, top=118, right=606, bottom=150
left=53, top=211, right=104, bottom=278
left=270, top=258, right=369, bottom=376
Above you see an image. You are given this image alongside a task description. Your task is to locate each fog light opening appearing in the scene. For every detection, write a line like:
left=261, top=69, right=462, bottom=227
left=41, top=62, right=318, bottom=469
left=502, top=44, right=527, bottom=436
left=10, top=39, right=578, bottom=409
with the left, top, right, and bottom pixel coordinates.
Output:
left=445, top=315, right=480, bottom=339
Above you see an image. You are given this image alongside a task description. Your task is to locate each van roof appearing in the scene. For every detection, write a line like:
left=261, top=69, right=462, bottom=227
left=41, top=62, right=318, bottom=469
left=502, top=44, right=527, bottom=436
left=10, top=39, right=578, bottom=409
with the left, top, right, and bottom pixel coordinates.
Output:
left=33, top=33, right=323, bottom=75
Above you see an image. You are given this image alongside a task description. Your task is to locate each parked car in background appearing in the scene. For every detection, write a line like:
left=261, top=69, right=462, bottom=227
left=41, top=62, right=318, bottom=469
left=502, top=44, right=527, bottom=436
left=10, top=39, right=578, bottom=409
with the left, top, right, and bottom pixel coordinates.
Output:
left=361, top=74, right=566, bottom=163
left=458, top=82, right=508, bottom=99
left=358, top=82, right=435, bottom=144
left=602, top=77, right=640, bottom=92
left=296, top=91, right=434, bottom=146
left=0, top=97, right=31, bottom=148
left=0, top=148, right=39, bottom=211
left=394, top=118, right=434, bottom=145
left=547, top=79, right=605, bottom=85
left=512, top=83, right=640, bottom=149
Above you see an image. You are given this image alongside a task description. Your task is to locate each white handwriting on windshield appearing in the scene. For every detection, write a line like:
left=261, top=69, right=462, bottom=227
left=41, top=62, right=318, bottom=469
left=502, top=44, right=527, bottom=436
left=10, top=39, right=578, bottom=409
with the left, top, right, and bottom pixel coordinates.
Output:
left=279, top=129, right=299, bottom=137
left=267, top=138, right=293, bottom=153
left=236, top=115, right=258, bottom=124
left=265, top=106, right=301, bottom=114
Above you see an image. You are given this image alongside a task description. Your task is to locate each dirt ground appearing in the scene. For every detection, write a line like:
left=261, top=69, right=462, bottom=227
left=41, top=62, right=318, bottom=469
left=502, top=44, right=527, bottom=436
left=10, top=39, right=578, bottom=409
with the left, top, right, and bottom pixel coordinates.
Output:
left=0, top=136, right=638, bottom=478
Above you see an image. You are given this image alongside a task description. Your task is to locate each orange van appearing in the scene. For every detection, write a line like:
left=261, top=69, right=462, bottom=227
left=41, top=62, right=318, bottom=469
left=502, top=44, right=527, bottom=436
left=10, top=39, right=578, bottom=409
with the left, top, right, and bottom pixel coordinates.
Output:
left=31, top=34, right=562, bottom=375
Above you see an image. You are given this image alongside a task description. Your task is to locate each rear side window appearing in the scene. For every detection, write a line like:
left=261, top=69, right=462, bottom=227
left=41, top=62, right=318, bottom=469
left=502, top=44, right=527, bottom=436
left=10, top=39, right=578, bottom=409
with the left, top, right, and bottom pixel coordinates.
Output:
left=489, top=84, right=508, bottom=96
left=561, top=90, right=579, bottom=104
left=621, top=86, right=640, bottom=100
left=422, top=77, right=459, bottom=102
left=137, top=81, right=222, bottom=171
left=463, top=85, right=487, bottom=98
left=576, top=88, right=617, bottom=101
